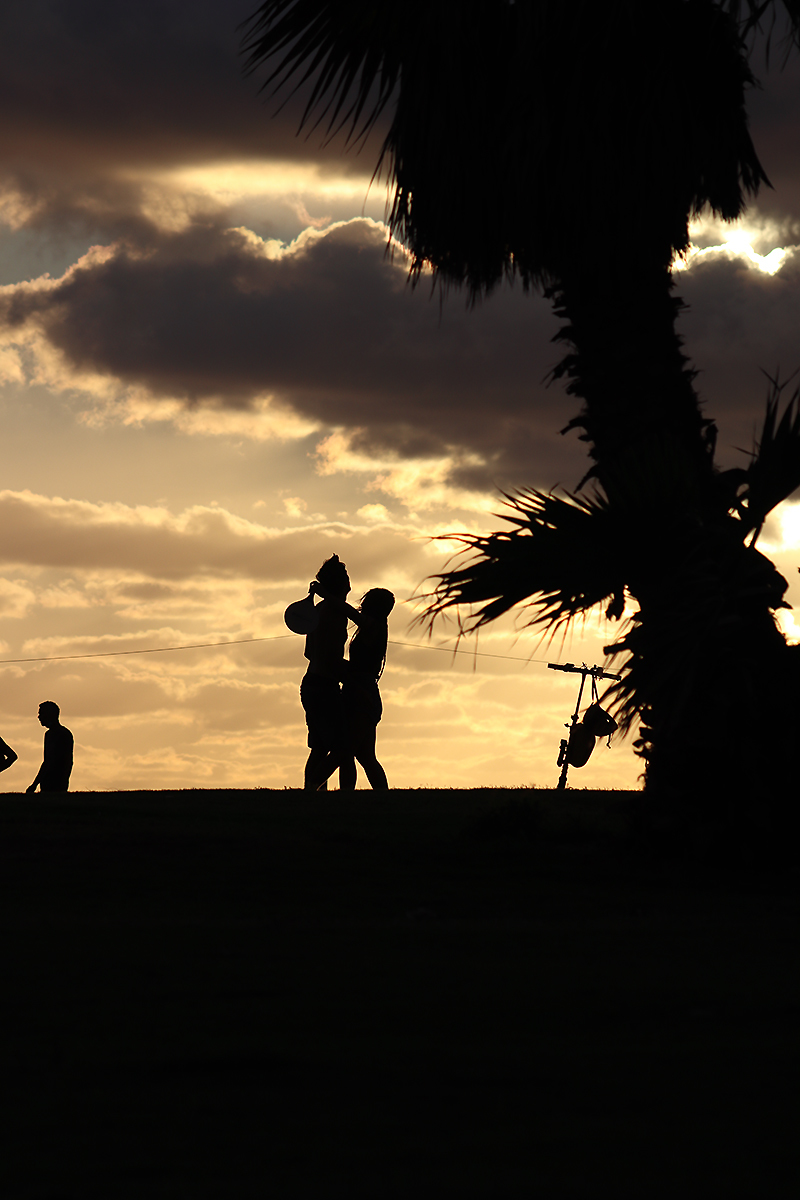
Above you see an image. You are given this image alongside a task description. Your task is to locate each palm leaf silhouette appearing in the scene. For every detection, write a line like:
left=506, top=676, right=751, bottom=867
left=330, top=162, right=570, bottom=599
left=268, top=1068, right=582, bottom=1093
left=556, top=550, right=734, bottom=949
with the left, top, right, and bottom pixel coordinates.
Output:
left=242, top=3, right=402, bottom=143
left=721, top=1, right=800, bottom=50
left=243, top=1, right=767, bottom=296
left=737, top=379, right=800, bottom=543
left=420, top=488, right=627, bottom=635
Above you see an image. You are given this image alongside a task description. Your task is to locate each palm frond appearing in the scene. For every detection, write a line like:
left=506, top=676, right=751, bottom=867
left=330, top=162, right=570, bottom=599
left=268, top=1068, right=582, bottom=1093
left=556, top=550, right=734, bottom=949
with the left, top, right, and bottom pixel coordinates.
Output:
left=243, top=1, right=768, bottom=298
left=418, top=488, right=627, bottom=635
left=720, top=0, right=800, bottom=58
left=241, top=2, right=402, bottom=143
left=738, top=377, right=800, bottom=541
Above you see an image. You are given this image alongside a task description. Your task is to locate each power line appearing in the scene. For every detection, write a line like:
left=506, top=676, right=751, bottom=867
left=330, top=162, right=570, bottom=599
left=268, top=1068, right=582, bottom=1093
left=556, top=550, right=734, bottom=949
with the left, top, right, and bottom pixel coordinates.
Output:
left=0, top=634, right=294, bottom=665
left=388, top=639, right=550, bottom=664
left=0, top=633, right=552, bottom=667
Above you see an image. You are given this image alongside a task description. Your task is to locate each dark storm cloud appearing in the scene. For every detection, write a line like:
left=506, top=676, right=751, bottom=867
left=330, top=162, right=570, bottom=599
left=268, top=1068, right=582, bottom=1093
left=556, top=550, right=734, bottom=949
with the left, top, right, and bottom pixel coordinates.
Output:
left=676, top=250, right=800, bottom=467
left=5, top=207, right=800, bottom=497
left=0, top=0, right=377, bottom=173
left=746, top=26, right=800, bottom=226
left=3, top=1, right=800, bottom=243
left=2, top=217, right=583, bottom=490
left=4, top=1, right=800, bottom=497
left=0, top=0, right=386, bottom=241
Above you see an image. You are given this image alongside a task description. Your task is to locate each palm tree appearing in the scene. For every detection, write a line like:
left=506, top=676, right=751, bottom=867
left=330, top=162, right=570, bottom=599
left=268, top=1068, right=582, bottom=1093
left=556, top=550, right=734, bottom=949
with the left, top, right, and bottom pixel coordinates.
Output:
left=243, top=1, right=800, bottom=802
left=419, top=384, right=800, bottom=797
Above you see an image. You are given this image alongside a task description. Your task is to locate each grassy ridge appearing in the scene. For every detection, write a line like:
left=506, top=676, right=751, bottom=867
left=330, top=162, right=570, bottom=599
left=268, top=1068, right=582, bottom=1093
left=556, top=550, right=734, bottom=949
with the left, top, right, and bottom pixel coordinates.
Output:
left=0, top=788, right=796, bottom=1199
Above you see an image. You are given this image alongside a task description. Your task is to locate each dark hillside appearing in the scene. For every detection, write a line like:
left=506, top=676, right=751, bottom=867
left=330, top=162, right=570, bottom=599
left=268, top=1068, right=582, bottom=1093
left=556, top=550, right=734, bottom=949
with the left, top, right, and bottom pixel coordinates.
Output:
left=0, top=788, right=795, bottom=1198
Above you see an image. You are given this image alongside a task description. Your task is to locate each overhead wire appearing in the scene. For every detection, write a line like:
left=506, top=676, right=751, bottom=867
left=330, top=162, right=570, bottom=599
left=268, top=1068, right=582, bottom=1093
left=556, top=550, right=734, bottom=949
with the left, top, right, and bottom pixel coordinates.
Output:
left=388, top=639, right=551, bottom=664
left=0, top=634, right=294, bottom=665
left=0, top=634, right=553, bottom=667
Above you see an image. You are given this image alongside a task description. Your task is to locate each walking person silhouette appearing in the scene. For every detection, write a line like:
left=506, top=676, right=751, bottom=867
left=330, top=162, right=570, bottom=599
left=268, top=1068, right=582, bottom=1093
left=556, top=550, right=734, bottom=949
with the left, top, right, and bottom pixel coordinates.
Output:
left=310, top=585, right=395, bottom=791
left=26, top=701, right=73, bottom=793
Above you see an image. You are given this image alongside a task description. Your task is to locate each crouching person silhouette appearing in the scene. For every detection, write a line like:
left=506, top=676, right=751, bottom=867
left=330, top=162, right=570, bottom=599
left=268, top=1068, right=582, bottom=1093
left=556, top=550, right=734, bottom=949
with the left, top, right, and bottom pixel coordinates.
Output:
left=27, top=701, right=73, bottom=793
left=300, top=556, right=351, bottom=791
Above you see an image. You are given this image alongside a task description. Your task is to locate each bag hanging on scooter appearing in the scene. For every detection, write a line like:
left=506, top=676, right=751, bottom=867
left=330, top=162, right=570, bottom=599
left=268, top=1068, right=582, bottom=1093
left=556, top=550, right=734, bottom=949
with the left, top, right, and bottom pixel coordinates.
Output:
left=566, top=722, right=596, bottom=768
left=582, top=702, right=618, bottom=738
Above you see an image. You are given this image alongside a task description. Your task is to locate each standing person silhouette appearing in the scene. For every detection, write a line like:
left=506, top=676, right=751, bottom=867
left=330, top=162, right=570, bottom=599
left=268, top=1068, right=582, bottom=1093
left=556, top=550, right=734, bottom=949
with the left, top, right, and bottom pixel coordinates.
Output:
left=342, top=588, right=395, bottom=790
left=26, top=701, right=73, bottom=793
left=301, top=555, right=351, bottom=791
left=311, top=586, right=395, bottom=790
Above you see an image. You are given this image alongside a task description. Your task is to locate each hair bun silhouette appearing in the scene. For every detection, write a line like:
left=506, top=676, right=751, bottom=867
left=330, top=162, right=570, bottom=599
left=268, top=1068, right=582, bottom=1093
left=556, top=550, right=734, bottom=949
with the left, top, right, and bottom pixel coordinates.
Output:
left=284, top=592, right=320, bottom=635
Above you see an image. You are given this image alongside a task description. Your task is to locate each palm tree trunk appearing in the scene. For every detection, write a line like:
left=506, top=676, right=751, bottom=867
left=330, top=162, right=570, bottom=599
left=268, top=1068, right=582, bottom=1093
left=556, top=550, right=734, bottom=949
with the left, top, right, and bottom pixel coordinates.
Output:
left=548, top=265, right=715, bottom=510
left=549, top=264, right=797, bottom=805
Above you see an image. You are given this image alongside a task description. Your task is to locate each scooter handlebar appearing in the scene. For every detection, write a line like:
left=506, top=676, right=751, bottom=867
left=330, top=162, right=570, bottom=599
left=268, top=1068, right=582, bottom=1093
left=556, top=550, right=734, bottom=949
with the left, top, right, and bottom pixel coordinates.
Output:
left=547, top=662, right=621, bottom=681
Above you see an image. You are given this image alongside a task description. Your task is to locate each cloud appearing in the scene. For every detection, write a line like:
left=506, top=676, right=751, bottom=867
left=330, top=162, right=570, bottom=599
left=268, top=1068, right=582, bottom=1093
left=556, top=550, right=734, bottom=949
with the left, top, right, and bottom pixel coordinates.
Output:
left=675, top=238, right=800, bottom=467
left=5, top=1, right=800, bottom=526
left=0, top=216, right=582, bottom=496
left=745, top=30, right=800, bottom=227
left=4, top=3, right=800, bottom=511
left=0, top=489, right=424, bottom=584
left=9, top=203, right=800, bottom=503
left=8, top=206, right=800, bottom=511
left=0, top=578, right=37, bottom=620
left=0, top=0, right=389, bottom=254
left=0, top=0, right=383, bottom=175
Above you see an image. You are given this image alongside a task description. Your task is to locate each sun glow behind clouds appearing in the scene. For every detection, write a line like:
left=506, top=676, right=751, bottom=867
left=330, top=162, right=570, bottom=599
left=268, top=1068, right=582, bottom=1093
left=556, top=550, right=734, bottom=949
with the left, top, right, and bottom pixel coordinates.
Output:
left=674, top=214, right=797, bottom=275
left=136, top=160, right=378, bottom=203
left=315, top=430, right=498, bottom=516
left=770, top=499, right=800, bottom=551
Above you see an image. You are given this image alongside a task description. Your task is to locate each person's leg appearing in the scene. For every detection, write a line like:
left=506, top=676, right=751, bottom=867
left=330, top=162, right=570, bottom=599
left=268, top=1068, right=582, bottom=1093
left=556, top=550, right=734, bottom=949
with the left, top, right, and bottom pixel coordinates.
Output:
left=338, top=757, right=357, bottom=790
left=353, top=724, right=388, bottom=790
left=336, top=686, right=356, bottom=790
left=304, top=747, right=330, bottom=791
left=309, top=748, right=358, bottom=791
left=302, top=676, right=344, bottom=790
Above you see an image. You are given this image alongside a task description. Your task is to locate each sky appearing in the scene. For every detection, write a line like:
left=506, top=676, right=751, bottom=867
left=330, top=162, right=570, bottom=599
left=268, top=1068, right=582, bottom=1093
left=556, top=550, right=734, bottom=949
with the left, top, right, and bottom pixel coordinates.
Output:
left=1, top=1, right=800, bottom=792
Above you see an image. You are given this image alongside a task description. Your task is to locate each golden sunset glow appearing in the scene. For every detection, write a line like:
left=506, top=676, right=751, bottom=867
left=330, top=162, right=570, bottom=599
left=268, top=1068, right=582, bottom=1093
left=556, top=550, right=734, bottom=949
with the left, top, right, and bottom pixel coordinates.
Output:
left=0, top=5, right=798, bottom=794
left=143, top=159, right=378, bottom=200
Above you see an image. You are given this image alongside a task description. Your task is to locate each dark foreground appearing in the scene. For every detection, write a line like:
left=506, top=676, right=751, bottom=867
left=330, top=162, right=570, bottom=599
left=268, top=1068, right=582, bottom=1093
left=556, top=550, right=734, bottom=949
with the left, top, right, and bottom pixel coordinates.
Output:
left=0, top=787, right=796, bottom=1199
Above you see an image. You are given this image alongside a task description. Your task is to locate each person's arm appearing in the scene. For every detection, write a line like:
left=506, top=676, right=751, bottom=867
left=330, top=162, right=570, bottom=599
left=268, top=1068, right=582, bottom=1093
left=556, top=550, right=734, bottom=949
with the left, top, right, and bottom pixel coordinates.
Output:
left=0, top=737, right=17, bottom=773
left=309, top=582, right=367, bottom=625
left=26, top=766, right=42, bottom=793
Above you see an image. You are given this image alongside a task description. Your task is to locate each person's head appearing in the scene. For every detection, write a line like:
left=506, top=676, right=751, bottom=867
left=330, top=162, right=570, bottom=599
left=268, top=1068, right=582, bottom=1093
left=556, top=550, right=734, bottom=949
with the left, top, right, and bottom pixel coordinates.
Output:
left=38, top=701, right=60, bottom=727
left=360, top=588, right=395, bottom=619
left=316, top=554, right=350, bottom=599
left=352, top=589, right=394, bottom=681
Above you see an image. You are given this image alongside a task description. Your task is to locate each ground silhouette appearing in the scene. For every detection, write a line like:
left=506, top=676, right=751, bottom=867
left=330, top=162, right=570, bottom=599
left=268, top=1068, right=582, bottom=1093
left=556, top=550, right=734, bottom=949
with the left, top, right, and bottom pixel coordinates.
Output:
left=0, top=786, right=795, bottom=1197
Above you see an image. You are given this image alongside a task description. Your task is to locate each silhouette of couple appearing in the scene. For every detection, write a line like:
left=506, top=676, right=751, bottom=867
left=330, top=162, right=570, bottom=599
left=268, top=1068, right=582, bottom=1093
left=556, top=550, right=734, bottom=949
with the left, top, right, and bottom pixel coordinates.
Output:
left=301, top=555, right=394, bottom=791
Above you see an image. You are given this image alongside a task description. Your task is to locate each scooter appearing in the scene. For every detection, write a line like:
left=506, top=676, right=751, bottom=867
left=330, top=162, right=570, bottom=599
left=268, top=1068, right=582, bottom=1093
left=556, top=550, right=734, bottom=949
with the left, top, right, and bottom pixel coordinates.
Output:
left=548, top=662, right=621, bottom=789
